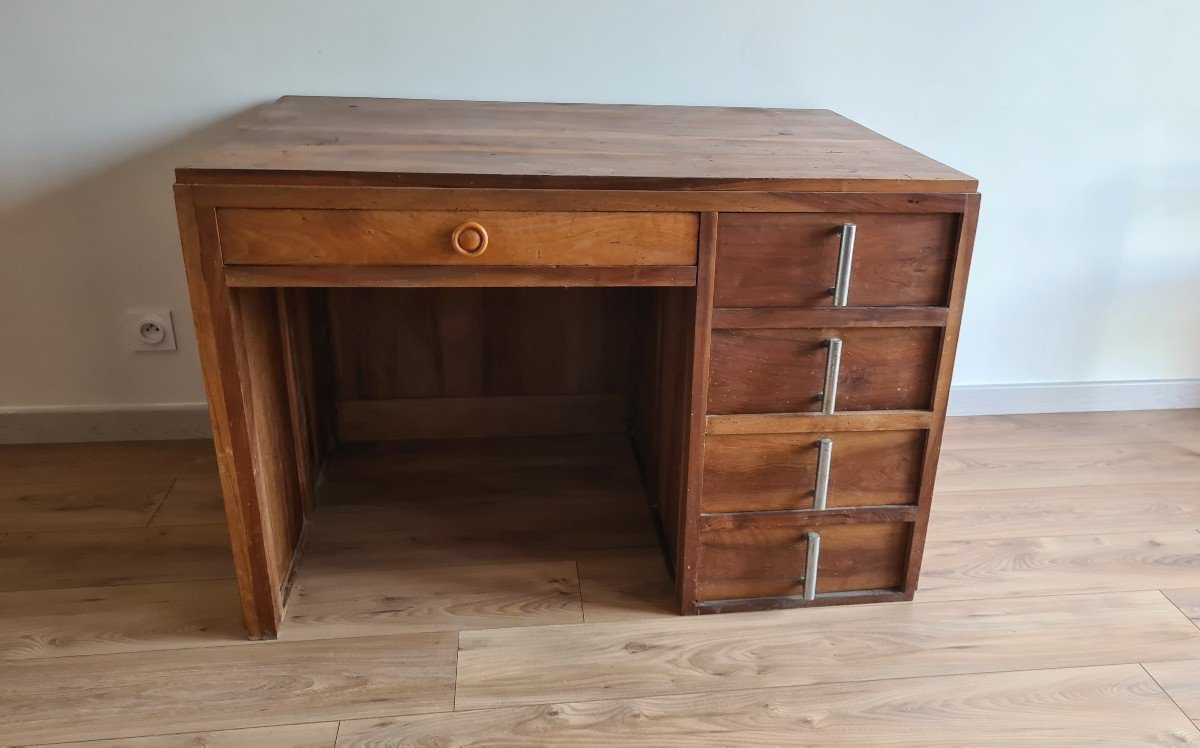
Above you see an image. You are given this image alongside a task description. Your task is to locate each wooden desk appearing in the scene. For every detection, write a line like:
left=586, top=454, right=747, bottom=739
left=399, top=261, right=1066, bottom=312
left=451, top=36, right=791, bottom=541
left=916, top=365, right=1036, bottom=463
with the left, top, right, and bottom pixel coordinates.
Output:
left=174, top=97, right=978, bottom=639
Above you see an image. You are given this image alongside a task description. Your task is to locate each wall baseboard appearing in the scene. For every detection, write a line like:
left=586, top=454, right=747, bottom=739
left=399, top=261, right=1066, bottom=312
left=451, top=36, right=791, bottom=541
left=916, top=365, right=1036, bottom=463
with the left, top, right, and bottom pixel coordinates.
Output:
left=947, top=379, right=1200, bottom=417
left=0, top=403, right=212, bottom=444
left=3, top=380, right=1197, bottom=443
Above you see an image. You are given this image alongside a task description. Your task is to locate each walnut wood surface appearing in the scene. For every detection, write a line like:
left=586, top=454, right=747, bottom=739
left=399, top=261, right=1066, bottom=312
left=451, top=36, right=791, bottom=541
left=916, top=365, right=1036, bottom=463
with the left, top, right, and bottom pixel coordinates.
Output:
left=327, top=287, right=637, bottom=402
left=230, top=287, right=306, bottom=596
left=175, top=189, right=280, bottom=638
left=172, top=99, right=980, bottom=632
left=178, top=97, right=976, bottom=192
left=193, top=184, right=972, bottom=213
left=338, top=394, right=627, bottom=441
left=676, top=213, right=719, bottom=611
left=218, top=209, right=699, bottom=266
left=711, top=306, right=948, bottom=329
left=225, top=264, right=698, bottom=288
left=695, top=521, right=910, bottom=601
left=702, top=429, right=926, bottom=512
left=707, top=326, right=941, bottom=414
left=699, top=506, right=918, bottom=531
left=627, top=285, right=697, bottom=568
left=715, top=212, right=958, bottom=308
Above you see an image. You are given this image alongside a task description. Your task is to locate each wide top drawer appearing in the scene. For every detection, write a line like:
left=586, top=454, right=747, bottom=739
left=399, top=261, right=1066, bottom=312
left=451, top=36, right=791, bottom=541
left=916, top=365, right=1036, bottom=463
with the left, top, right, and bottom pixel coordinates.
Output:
left=217, top=209, right=700, bottom=266
left=715, top=212, right=958, bottom=307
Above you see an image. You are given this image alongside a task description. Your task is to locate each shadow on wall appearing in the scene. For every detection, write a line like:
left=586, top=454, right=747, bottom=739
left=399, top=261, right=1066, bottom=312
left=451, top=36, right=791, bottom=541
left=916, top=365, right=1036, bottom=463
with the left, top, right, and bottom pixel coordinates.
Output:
left=1, top=106, right=261, bottom=406
left=1090, top=167, right=1200, bottom=379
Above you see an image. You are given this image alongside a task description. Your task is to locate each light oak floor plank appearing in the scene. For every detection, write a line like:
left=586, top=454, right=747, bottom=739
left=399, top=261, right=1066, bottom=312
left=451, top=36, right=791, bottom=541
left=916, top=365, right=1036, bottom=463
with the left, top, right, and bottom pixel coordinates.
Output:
left=0, top=632, right=456, bottom=745
left=936, top=441, right=1200, bottom=492
left=918, top=530, right=1200, bottom=601
left=34, top=721, right=340, bottom=748
left=340, top=664, right=1200, bottom=746
left=1144, top=659, right=1200, bottom=720
left=1165, top=588, right=1200, bottom=624
left=455, top=590, right=1200, bottom=710
left=927, top=482, right=1200, bottom=541
left=281, top=560, right=583, bottom=639
left=3, top=412, right=1199, bottom=743
left=943, top=409, right=1200, bottom=450
left=1, top=579, right=247, bottom=660
left=0, top=479, right=172, bottom=533
left=577, top=548, right=676, bottom=623
left=148, top=475, right=226, bottom=527
left=0, top=524, right=234, bottom=591
left=0, top=440, right=217, bottom=484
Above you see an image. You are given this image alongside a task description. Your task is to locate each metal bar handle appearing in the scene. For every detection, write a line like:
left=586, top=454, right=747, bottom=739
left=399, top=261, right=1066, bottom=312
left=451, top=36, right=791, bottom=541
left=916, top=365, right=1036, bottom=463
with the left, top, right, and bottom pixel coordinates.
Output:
left=813, top=438, right=833, bottom=510
left=803, top=531, right=821, bottom=601
left=833, top=222, right=856, bottom=307
left=821, top=338, right=842, bottom=414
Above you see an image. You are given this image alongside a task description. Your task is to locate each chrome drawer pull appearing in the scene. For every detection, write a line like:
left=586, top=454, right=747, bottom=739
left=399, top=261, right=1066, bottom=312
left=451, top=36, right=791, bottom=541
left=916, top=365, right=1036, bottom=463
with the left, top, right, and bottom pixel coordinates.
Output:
left=803, top=531, right=821, bottom=601
left=833, top=222, right=856, bottom=307
left=820, top=338, right=842, bottom=414
left=813, top=438, right=833, bottom=510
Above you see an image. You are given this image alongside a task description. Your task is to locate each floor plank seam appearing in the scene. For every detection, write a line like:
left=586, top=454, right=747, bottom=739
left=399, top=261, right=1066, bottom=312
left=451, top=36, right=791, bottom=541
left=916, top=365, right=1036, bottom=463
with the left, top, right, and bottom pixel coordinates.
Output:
left=1158, top=589, right=1200, bottom=633
left=574, top=559, right=590, bottom=624
left=7, top=615, right=639, bottom=663
left=320, top=662, right=1200, bottom=728
left=926, top=526, right=1200, bottom=543
left=1139, top=662, right=1195, bottom=725
left=2, top=573, right=238, bottom=596
left=12, top=717, right=347, bottom=747
left=141, top=477, right=178, bottom=527
left=915, top=586, right=1200, bottom=606
left=332, top=719, right=342, bottom=747
left=452, top=631, right=461, bottom=712
left=4, top=521, right=230, bottom=535
left=451, top=659, right=1200, bottom=714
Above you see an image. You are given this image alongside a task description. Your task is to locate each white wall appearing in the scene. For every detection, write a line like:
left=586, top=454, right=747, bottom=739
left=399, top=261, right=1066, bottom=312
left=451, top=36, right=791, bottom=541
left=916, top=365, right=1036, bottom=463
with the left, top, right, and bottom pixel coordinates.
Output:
left=3, top=1, right=1199, bottom=419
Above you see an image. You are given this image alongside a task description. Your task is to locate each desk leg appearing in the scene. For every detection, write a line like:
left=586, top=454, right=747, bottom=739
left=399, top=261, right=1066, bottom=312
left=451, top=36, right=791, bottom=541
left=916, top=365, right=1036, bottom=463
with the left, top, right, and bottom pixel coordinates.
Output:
left=676, top=212, right=718, bottom=614
left=175, top=186, right=310, bottom=639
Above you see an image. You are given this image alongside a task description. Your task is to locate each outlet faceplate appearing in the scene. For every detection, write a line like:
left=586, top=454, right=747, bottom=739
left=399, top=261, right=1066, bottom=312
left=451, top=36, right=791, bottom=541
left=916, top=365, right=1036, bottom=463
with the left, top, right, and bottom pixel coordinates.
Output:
left=127, top=309, right=177, bottom=351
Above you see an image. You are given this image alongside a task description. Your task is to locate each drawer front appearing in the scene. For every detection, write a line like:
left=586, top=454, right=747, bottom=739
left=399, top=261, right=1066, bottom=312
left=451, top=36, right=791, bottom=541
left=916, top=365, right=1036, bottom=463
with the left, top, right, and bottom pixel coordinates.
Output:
left=217, top=209, right=700, bottom=266
left=715, top=213, right=957, bottom=308
left=696, top=521, right=910, bottom=601
left=702, top=429, right=926, bottom=513
left=707, top=327, right=941, bottom=415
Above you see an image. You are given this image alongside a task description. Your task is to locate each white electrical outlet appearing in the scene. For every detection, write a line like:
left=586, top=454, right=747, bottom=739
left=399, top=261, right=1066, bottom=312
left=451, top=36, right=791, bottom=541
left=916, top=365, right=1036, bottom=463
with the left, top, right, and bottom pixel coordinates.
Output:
left=127, top=309, right=177, bottom=351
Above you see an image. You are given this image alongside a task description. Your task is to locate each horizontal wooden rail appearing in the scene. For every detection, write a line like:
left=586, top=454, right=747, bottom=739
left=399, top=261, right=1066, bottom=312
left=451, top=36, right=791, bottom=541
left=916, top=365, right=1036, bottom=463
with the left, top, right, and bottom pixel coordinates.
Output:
left=711, top=306, right=949, bottom=329
left=225, top=264, right=698, bottom=288
left=705, top=410, right=935, bottom=435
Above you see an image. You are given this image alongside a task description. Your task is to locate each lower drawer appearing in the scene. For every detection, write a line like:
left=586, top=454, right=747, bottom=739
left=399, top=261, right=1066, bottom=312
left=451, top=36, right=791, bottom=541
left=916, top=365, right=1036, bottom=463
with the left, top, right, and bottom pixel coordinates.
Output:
left=695, top=521, right=910, bottom=602
left=702, top=429, right=926, bottom=512
left=707, top=326, right=941, bottom=415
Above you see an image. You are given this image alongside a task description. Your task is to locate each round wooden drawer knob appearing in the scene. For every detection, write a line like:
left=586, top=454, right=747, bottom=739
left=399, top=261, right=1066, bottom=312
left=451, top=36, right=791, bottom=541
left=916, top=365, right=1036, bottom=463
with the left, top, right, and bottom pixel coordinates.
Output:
left=451, top=221, right=489, bottom=257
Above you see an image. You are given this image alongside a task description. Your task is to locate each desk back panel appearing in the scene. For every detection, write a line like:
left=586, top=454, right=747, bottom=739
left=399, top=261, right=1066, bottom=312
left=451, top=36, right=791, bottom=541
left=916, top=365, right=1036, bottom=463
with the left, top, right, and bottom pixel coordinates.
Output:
left=325, top=287, right=643, bottom=441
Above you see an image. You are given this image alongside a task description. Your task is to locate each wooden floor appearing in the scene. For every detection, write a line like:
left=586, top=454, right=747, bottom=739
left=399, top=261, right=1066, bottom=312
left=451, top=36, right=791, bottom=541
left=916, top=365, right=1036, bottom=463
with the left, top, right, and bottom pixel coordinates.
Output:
left=2, top=410, right=1199, bottom=745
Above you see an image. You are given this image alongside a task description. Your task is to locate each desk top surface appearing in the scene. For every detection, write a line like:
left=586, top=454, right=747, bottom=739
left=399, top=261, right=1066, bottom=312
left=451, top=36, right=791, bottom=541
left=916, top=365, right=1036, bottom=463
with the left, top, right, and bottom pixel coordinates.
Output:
left=178, top=96, right=976, bottom=192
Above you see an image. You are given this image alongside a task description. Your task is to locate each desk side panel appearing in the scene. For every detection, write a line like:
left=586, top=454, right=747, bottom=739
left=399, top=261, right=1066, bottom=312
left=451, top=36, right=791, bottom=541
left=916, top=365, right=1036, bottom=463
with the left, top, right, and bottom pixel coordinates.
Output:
left=174, top=186, right=282, bottom=638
